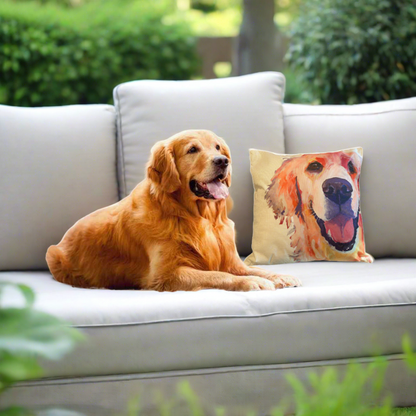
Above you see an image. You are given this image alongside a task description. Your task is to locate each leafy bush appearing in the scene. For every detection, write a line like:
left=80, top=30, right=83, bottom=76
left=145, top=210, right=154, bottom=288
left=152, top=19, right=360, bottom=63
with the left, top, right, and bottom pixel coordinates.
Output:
left=0, top=1, right=199, bottom=106
left=282, top=69, right=317, bottom=104
left=271, top=360, right=392, bottom=416
left=121, top=361, right=396, bottom=416
left=120, top=338, right=416, bottom=416
left=286, top=0, right=416, bottom=104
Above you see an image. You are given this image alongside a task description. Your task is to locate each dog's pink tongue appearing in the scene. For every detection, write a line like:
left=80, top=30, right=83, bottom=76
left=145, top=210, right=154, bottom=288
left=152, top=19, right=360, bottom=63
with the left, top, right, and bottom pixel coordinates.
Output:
left=206, top=180, right=229, bottom=200
left=324, top=216, right=354, bottom=243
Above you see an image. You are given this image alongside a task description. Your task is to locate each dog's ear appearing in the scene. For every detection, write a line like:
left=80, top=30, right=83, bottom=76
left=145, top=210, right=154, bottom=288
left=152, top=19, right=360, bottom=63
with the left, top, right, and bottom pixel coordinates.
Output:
left=265, top=158, right=302, bottom=222
left=147, top=142, right=181, bottom=193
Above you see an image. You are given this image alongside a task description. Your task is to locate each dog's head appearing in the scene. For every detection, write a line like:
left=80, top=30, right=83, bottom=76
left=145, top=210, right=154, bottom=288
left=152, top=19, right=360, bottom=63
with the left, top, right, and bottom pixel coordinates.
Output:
left=147, top=130, right=231, bottom=201
left=265, top=150, right=362, bottom=252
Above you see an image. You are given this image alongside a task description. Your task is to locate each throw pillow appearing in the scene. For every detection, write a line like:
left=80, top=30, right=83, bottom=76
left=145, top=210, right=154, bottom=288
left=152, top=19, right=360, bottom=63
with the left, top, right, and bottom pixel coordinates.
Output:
left=245, top=148, right=373, bottom=265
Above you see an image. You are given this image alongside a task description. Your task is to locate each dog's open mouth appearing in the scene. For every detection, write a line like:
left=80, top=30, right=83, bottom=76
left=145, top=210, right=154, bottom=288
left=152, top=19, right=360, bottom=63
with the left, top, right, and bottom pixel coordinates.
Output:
left=190, top=175, right=229, bottom=200
left=310, top=203, right=359, bottom=252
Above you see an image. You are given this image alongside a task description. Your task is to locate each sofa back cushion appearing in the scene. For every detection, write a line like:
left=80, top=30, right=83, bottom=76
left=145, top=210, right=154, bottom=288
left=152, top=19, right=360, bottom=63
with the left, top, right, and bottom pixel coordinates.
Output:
left=113, top=72, right=286, bottom=256
left=0, top=105, right=119, bottom=270
left=283, top=98, right=416, bottom=258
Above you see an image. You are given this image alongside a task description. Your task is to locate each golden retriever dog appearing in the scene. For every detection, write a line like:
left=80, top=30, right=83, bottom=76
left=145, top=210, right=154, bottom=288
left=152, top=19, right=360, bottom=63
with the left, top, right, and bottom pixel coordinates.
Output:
left=265, top=150, right=373, bottom=263
left=46, top=130, right=301, bottom=291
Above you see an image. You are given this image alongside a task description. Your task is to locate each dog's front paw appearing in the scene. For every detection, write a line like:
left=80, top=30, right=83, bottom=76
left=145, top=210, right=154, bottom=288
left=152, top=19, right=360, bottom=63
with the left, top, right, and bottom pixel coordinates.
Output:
left=265, top=273, right=302, bottom=289
left=237, top=276, right=276, bottom=291
left=361, top=253, right=374, bottom=263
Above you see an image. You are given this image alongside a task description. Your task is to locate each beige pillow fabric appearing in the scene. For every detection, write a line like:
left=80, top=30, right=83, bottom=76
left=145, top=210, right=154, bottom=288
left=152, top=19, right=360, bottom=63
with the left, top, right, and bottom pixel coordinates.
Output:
left=245, top=148, right=373, bottom=265
left=282, top=99, right=416, bottom=258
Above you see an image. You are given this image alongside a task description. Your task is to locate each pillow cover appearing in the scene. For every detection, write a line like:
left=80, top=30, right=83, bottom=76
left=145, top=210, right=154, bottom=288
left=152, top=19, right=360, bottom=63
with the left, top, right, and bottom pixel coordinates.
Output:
left=245, top=148, right=373, bottom=265
left=283, top=98, right=416, bottom=258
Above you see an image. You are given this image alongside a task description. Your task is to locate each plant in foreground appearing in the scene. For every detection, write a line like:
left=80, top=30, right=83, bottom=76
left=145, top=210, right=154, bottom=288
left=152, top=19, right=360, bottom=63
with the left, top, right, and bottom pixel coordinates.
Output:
left=123, top=335, right=416, bottom=415
left=0, top=282, right=83, bottom=416
left=121, top=358, right=395, bottom=416
left=270, top=359, right=392, bottom=416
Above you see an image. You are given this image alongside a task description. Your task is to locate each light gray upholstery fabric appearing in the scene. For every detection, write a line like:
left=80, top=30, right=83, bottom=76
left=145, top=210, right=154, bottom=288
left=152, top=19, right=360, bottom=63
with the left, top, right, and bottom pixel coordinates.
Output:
left=282, top=98, right=416, bottom=258
left=0, top=105, right=119, bottom=270
left=113, top=72, right=286, bottom=255
left=2, top=356, right=415, bottom=415
left=1, top=259, right=415, bottom=378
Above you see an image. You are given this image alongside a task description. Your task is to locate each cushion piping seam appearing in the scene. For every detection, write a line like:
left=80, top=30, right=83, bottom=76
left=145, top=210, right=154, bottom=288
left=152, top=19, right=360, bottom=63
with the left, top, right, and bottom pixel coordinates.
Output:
left=71, top=301, right=416, bottom=328
left=12, top=354, right=405, bottom=387
left=114, top=85, right=127, bottom=198
left=284, top=108, right=416, bottom=118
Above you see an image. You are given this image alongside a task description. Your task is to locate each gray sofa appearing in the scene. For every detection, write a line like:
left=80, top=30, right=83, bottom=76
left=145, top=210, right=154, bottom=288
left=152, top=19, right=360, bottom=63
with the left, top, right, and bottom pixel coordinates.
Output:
left=1, top=72, right=415, bottom=415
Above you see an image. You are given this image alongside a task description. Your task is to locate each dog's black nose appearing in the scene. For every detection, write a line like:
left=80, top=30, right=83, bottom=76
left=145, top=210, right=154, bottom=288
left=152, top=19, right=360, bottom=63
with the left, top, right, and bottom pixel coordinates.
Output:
left=322, top=178, right=352, bottom=205
left=213, top=156, right=229, bottom=168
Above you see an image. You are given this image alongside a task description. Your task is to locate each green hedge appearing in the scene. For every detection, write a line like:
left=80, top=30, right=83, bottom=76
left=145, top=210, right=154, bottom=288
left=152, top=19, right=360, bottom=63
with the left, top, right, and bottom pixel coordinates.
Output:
left=0, top=2, right=199, bottom=106
left=286, top=0, right=416, bottom=104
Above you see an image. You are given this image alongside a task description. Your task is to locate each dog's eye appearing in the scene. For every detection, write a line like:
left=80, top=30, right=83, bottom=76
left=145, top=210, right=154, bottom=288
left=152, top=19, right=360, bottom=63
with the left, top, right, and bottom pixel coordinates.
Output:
left=348, top=161, right=357, bottom=174
left=187, top=147, right=198, bottom=154
left=216, top=145, right=220, bottom=151
left=306, top=161, right=323, bottom=173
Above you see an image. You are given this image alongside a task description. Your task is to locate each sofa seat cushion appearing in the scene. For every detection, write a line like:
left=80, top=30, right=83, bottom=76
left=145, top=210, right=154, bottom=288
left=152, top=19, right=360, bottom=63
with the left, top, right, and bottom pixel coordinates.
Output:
left=1, top=259, right=415, bottom=379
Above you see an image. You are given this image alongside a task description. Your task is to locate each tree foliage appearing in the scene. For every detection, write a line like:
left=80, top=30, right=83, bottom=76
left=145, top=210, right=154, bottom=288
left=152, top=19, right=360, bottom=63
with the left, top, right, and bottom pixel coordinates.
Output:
left=0, top=1, right=199, bottom=106
left=286, top=0, right=416, bottom=104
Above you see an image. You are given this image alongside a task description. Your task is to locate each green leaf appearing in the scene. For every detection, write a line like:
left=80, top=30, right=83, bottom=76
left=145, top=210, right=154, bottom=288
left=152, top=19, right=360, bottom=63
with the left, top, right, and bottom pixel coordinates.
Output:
left=0, top=352, right=43, bottom=383
left=214, top=407, right=226, bottom=416
left=403, top=334, right=416, bottom=372
left=284, top=358, right=392, bottom=415
left=125, top=396, right=141, bottom=416
left=154, top=390, right=175, bottom=416
left=0, top=407, right=34, bottom=416
left=0, top=308, right=84, bottom=360
left=0, top=283, right=34, bottom=308
left=177, top=381, right=204, bottom=416
left=15, top=285, right=35, bottom=308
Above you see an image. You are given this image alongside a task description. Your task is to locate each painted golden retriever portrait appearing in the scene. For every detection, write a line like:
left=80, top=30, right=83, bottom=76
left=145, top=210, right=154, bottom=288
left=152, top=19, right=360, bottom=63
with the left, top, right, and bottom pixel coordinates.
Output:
left=265, top=149, right=373, bottom=263
left=46, top=130, right=301, bottom=291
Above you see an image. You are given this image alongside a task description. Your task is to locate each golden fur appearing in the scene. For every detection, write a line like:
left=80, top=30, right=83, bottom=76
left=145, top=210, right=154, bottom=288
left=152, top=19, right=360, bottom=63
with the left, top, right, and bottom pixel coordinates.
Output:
left=266, top=150, right=373, bottom=263
left=46, top=130, right=301, bottom=291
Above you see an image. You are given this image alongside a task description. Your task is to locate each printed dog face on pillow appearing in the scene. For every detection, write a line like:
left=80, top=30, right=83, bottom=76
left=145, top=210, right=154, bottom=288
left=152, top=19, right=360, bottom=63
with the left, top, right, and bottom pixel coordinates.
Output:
left=264, top=149, right=372, bottom=262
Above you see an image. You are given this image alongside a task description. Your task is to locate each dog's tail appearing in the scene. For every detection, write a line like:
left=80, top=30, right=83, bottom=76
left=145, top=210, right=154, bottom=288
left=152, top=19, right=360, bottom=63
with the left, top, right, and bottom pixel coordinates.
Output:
left=46, top=245, right=87, bottom=287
